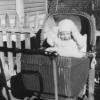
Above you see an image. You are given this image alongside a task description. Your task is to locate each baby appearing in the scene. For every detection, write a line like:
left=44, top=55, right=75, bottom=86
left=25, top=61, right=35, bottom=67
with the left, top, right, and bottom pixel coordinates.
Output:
left=46, top=19, right=87, bottom=58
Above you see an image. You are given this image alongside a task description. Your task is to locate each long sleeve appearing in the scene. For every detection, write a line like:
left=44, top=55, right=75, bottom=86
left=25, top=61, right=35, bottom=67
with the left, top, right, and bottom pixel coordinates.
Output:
left=71, top=25, right=87, bottom=50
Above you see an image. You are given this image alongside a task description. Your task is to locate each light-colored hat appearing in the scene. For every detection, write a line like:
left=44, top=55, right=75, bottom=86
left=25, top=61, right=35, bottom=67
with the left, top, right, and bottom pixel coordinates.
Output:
left=58, top=15, right=81, bottom=32
left=58, top=19, right=76, bottom=32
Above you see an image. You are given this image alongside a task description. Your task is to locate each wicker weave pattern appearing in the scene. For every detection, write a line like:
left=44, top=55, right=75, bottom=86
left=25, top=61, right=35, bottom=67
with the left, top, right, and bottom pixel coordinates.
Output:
left=94, top=11, right=100, bottom=30
left=21, top=54, right=89, bottom=98
left=49, top=0, right=91, bottom=15
left=48, top=0, right=100, bottom=30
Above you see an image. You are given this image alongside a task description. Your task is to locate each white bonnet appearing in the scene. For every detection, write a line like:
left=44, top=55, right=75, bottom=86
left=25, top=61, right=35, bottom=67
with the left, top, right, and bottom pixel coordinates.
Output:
left=58, top=19, right=77, bottom=32
left=58, top=15, right=81, bottom=32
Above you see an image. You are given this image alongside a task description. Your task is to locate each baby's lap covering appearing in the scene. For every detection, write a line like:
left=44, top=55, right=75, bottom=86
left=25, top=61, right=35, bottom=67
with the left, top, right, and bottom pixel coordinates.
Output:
left=21, top=54, right=89, bottom=99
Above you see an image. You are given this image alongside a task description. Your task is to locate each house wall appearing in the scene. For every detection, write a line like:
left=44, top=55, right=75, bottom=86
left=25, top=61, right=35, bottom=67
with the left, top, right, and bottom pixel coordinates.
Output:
left=0, top=0, right=47, bottom=28
left=24, top=0, right=47, bottom=29
left=0, top=0, right=16, bottom=15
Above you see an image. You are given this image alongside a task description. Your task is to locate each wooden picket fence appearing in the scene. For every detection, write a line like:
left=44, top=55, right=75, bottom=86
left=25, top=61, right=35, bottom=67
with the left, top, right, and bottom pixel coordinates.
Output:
left=0, top=13, right=44, bottom=76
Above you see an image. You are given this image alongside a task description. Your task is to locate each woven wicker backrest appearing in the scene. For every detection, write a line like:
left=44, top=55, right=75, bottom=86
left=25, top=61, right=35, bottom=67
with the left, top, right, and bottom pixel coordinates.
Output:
left=48, top=0, right=92, bottom=15
left=48, top=0, right=100, bottom=30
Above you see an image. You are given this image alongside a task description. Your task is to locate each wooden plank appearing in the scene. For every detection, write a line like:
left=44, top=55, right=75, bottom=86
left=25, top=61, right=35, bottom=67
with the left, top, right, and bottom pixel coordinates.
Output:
left=16, top=32, right=21, bottom=73
left=16, top=0, right=24, bottom=28
left=46, top=0, right=48, bottom=13
left=0, top=10, right=16, bottom=15
left=7, top=31, right=15, bottom=76
left=5, top=13, right=10, bottom=27
left=0, top=31, right=11, bottom=100
left=24, top=3, right=45, bottom=8
left=5, top=13, right=14, bottom=75
left=15, top=9, right=22, bottom=73
left=0, top=5, right=16, bottom=10
left=9, top=15, right=16, bottom=28
left=24, top=13, right=31, bottom=49
left=24, top=0, right=45, bottom=4
left=25, top=33, right=31, bottom=49
left=23, top=14, right=33, bottom=48
left=0, top=15, right=6, bottom=27
left=0, top=1, right=16, bottom=5
left=24, top=7, right=46, bottom=13
left=24, top=13, right=30, bottom=28
left=0, top=31, right=5, bottom=74
left=34, top=12, right=39, bottom=32
left=0, top=27, right=34, bottom=33
left=27, top=11, right=46, bottom=16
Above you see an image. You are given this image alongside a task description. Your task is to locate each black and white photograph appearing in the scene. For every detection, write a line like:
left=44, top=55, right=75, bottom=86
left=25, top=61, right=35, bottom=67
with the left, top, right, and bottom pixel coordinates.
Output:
left=0, top=0, right=100, bottom=100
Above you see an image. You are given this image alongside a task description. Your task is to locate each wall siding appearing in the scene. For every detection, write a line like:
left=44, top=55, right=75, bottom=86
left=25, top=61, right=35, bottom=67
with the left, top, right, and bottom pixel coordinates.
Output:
left=0, top=0, right=16, bottom=15
left=24, top=0, right=47, bottom=15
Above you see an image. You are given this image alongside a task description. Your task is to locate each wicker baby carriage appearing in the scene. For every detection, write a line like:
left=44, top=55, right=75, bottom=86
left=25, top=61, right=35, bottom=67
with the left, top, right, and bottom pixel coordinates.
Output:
left=21, top=0, right=97, bottom=100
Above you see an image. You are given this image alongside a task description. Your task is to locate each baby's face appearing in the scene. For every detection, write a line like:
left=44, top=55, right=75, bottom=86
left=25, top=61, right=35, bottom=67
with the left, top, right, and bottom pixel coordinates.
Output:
left=58, top=31, right=72, bottom=40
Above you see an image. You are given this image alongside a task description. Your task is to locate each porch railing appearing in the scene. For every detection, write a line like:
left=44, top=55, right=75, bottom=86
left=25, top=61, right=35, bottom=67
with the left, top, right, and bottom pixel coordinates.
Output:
left=0, top=13, right=43, bottom=76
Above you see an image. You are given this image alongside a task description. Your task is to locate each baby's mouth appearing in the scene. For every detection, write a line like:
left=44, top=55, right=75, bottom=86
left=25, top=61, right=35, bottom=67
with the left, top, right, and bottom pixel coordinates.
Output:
left=60, top=37, right=71, bottom=41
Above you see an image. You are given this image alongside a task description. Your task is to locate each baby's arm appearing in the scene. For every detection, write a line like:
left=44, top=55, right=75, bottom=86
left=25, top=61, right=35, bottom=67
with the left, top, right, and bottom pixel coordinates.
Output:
left=71, top=25, right=87, bottom=50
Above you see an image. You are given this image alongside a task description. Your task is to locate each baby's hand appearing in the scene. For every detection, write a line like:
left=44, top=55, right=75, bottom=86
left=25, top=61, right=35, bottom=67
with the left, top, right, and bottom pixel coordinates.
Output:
left=45, top=47, right=58, bottom=56
left=46, top=47, right=57, bottom=52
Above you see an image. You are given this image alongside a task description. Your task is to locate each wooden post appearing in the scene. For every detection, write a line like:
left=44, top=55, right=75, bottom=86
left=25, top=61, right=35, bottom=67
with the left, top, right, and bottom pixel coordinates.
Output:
left=0, top=15, right=11, bottom=100
left=25, top=33, right=31, bottom=49
left=9, top=15, right=16, bottom=28
left=34, top=12, right=39, bottom=33
left=24, top=14, right=31, bottom=49
left=46, top=0, right=48, bottom=14
left=24, top=13, right=29, bottom=28
left=15, top=14, right=21, bottom=73
left=0, top=31, right=5, bottom=74
left=5, top=14, right=15, bottom=76
left=0, top=15, right=6, bottom=72
left=16, top=0, right=24, bottom=73
left=88, top=15, right=96, bottom=100
left=7, top=31, right=15, bottom=76
left=16, top=32, right=21, bottom=73
left=16, top=0, right=24, bottom=28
